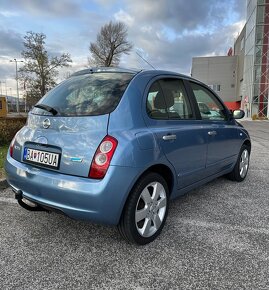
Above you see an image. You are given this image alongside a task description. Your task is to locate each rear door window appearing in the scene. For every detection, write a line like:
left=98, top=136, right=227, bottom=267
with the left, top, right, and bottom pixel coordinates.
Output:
left=147, top=81, right=169, bottom=119
left=32, top=72, right=134, bottom=116
left=146, top=78, right=193, bottom=120
left=159, top=79, right=193, bottom=119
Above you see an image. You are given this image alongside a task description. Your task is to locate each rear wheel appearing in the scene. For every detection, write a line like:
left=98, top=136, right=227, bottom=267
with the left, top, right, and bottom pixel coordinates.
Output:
left=227, top=144, right=250, bottom=182
left=118, top=172, right=169, bottom=245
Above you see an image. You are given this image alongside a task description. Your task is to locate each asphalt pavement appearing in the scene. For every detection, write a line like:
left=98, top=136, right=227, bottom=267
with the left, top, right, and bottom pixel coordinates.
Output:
left=0, top=120, right=269, bottom=289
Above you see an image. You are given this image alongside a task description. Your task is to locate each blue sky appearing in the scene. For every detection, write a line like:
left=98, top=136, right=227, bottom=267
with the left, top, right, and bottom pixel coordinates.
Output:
left=0, top=0, right=246, bottom=96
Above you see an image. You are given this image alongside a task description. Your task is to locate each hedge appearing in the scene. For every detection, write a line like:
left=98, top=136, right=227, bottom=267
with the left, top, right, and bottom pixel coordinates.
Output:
left=0, top=116, right=27, bottom=145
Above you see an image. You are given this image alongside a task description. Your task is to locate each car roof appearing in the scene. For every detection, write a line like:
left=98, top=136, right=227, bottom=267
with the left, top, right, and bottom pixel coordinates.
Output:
left=71, top=67, right=141, bottom=76
left=137, top=69, right=191, bottom=79
left=71, top=67, right=200, bottom=83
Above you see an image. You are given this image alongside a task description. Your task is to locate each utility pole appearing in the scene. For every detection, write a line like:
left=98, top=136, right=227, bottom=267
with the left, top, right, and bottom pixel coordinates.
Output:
left=10, top=58, right=23, bottom=113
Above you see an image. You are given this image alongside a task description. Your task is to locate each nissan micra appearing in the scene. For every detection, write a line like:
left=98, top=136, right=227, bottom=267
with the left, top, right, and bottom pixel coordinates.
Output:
left=5, top=68, right=251, bottom=245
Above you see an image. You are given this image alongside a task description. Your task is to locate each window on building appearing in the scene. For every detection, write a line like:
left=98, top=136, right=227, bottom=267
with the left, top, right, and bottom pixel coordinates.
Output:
left=256, top=26, right=263, bottom=45
left=209, top=84, right=221, bottom=92
left=240, top=37, right=245, bottom=51
left=215, top=84, right=221, bottom=92
left=257, top=5, right=265, bottom=24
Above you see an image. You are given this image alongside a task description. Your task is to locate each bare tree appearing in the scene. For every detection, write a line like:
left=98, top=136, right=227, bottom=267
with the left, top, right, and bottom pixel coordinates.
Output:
left=89, top=21, right=133, bottom=67
left=19, top=31, right=72, bottom=106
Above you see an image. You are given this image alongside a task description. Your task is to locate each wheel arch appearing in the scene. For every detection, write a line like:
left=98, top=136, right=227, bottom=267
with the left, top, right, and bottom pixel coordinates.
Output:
left=117, top=163, right=174, bottom=243
left=137, top=163, right=175, bottom=195
left=118, top=163, right=175, bottom=224
left=243, top=139, right=251, bottom=152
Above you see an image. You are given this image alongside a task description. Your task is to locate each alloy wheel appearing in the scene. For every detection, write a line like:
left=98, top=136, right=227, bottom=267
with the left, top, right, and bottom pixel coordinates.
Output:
left=239, top=149, right=249, bottom=178
left=135, top=181, right=167, bottom=238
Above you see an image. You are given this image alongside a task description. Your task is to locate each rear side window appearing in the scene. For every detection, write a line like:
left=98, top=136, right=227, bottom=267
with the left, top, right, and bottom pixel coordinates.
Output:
left=146, top=78, right=193, bottom=120
left=159, top=79, right=193, bottom=119
left=147, top=81, right=169, bottom=119
left=32, top=72, right=134, bottom=116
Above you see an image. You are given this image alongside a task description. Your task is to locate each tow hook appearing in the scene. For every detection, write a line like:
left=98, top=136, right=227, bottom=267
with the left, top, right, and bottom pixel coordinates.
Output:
left=14, top=189, right=48, bottom=212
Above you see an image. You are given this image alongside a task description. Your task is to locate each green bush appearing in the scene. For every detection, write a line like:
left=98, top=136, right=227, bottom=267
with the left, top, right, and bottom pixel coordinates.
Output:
left=0, top=144, right=8, bottom=177
left=0, top=117, right=26, bottom=145
left=251, top=114, right=268, bottom=121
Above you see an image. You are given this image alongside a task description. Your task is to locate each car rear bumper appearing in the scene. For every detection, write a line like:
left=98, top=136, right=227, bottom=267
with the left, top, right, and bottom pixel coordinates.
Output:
left=5, top=154, right=140, bottom=225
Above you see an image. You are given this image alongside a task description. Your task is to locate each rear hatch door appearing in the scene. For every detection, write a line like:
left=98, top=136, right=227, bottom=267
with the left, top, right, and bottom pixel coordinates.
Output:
left=12, top=71, right=135, bottom=177
left=15, top=114, right=108, bottom=177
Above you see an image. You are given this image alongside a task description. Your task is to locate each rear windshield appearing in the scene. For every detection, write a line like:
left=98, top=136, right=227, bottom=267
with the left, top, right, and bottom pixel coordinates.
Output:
left=31, top=72, right=134, bottom=116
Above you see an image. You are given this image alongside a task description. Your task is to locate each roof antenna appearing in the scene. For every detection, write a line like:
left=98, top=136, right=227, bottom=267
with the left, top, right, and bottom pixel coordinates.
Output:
left=136, top=51, right=156, bottom=70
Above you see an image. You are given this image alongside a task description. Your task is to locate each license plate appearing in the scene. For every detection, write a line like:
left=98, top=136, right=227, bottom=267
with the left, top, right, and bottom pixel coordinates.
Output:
left=23, top=148, right=60, bottom=169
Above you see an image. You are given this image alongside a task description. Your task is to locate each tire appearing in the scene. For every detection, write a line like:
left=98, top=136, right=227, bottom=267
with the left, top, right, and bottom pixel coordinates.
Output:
left=118, top=172, right=169, bottom=245
left=226, top=144, right=250, bottom=182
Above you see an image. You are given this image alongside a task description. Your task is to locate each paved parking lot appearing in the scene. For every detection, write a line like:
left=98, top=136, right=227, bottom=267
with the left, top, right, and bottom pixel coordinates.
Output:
left=0, top=121, right=269, bottom=289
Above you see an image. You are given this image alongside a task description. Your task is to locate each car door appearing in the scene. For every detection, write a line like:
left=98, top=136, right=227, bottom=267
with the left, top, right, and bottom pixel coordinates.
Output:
left=144, top=77, right=208, bottom=189
left=188, top=81, right=239, bottom=175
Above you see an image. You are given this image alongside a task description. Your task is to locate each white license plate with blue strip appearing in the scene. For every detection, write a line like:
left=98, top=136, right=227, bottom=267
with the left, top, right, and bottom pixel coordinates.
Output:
left=23, top=148, right=60, bottom=169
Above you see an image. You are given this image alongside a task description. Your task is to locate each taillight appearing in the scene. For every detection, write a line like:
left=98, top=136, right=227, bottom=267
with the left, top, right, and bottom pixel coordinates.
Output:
left=9, top=136, right=16, bottom=158
left=89, top=135, right=118, bottom=179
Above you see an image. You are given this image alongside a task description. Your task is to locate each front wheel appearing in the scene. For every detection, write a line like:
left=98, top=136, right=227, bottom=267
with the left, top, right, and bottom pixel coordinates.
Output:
left=118, top=172, right=169, bottom=245
left=226, top=144, right=250, bottom=182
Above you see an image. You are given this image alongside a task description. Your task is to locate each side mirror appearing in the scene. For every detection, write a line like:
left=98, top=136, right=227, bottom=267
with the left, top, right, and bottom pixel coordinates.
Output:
left=233, top=109, right=245, bottom=119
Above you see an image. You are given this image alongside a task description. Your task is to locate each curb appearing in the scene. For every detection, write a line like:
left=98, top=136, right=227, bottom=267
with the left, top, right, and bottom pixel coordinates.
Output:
left=0, top=178, right=9, bottom=190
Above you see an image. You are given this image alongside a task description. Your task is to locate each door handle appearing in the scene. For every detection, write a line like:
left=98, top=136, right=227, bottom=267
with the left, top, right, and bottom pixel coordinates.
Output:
left=208, top=131, right=217, bottom=136
left=162, top=134, right=177, bottom=141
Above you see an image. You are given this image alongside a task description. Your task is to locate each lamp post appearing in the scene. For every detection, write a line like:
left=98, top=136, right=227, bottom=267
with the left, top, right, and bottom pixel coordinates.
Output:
left=10, top=58, right=23, bottom=113
left=0, top=80, right=7, bottom=97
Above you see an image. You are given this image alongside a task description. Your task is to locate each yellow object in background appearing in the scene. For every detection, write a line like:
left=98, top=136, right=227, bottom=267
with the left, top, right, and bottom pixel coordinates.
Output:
left=0, top=96, right=7, bottom=117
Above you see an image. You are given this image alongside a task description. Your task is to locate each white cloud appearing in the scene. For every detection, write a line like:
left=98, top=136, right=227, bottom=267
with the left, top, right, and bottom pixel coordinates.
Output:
left=231, top=20, right=246, bottom=39
left=0, top=0, right=247, bottom=92
left=140, top=26, right=152, bottom=33
left=114, top=9, right=134, bottom=27
left=0, top=0, right=80, bottom=18
left=0, top=11, right=20, bottom=17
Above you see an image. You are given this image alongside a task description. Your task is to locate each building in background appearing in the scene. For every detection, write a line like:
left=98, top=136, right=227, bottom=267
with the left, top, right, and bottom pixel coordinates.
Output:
left=0, top=95, right=26, bottom=113
left=234, top=25, right=246, bottom=111
left=191, top=55, right=239, bottom=111
left=191, top=0, right=269, bottom=118
left=246, top=0, right=269, bottom=117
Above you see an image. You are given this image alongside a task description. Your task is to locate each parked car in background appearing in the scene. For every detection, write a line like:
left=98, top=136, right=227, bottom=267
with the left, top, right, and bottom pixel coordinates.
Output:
left=5, top=68, right=251, bottom=245
left=197, top=102, right=223, bottom=119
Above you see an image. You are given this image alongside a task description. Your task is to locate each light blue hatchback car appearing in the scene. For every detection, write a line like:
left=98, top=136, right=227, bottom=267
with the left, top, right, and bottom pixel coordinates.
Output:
left=5, top=68, right=251, bottom=245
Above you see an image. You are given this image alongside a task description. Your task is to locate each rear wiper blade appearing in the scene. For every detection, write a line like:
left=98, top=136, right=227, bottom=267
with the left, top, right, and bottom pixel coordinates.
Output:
left=34, top=104, right=58, bottom=116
